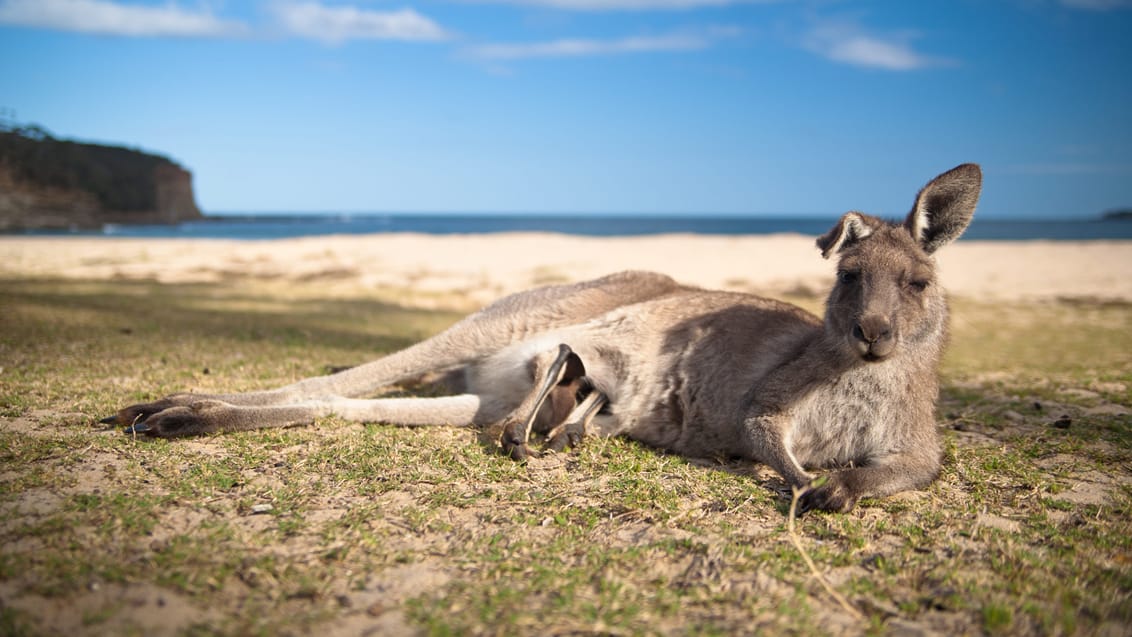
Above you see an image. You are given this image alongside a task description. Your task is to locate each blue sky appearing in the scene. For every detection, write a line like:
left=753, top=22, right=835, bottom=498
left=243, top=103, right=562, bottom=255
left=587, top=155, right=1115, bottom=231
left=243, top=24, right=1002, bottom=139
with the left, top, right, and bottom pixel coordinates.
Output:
left=1, top=0, right=1130, bottom=218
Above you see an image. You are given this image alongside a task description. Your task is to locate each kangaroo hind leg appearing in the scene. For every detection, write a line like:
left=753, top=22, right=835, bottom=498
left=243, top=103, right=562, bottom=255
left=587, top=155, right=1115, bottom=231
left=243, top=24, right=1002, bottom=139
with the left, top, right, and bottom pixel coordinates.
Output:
left=117, top=394, right=486, bottom=438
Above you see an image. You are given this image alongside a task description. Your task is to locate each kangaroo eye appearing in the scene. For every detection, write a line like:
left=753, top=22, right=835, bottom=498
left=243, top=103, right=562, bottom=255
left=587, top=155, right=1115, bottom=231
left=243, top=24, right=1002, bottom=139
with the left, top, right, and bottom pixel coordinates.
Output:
left=908, top=280, right=930, bottom=293
left=837, top=270, right=860, bottom=284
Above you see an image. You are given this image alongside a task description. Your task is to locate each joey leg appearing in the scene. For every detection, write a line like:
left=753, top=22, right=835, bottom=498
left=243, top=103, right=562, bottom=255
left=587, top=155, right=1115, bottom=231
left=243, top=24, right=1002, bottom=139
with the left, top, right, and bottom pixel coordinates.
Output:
left=499, top=344, right=585, bottom=461
left=544, top=390, right=606, bottom=454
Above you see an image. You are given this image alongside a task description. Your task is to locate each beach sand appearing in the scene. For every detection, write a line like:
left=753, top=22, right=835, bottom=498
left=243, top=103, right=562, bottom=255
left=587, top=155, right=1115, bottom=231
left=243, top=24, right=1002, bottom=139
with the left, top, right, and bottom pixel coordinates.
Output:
left=2, top=233, right=1130, bottom=307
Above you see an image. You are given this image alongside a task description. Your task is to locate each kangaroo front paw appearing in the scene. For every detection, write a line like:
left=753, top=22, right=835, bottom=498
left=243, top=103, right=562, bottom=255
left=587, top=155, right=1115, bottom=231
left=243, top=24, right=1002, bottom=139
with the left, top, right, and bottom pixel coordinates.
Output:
left=118, top=400, right=230, bottom=438
left=798, top=475, right=859, bottom=514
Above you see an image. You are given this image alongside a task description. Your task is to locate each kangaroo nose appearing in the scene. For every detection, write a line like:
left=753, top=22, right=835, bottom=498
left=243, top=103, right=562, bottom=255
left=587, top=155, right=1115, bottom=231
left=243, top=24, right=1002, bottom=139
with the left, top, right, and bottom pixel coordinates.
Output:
left=853, top=317, right=895, bottom=359
left=853, top=319, right=890, bottom=344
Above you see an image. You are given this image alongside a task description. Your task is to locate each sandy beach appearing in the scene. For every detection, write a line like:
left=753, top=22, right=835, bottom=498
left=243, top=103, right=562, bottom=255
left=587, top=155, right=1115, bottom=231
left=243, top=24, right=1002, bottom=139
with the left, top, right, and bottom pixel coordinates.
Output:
left=2, top=233, right=1131, bottom=307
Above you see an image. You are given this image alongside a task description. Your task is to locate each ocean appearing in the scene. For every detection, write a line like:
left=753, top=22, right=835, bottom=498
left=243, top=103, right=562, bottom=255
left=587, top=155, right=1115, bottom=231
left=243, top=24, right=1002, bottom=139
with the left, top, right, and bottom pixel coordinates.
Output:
left=14, top=213, right=1132, bottom=241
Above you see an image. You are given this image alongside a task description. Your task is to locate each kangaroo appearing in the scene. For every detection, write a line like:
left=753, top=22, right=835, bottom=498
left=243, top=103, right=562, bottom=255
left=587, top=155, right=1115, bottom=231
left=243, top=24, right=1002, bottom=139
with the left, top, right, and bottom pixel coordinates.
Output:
left=103, top=164, right=981, bottom=512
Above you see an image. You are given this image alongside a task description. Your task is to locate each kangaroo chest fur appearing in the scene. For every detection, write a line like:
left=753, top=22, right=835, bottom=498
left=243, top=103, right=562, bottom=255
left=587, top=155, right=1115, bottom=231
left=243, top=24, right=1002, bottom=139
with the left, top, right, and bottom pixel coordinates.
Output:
left=784, top=364, right=929, bottom=469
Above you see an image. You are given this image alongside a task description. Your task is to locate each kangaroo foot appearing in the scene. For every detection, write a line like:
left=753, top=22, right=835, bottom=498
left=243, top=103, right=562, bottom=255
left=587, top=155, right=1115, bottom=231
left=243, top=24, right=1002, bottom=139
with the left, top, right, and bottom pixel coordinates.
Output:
left=110, top=399, right=232, bottom=438
left=101, top=394, right=196, bottom=430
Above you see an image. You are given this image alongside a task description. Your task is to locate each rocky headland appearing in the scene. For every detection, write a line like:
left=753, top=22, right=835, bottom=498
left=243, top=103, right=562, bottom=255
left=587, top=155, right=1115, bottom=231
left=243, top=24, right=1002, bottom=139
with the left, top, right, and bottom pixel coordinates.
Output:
left=0, top=125, right=202, bottom=231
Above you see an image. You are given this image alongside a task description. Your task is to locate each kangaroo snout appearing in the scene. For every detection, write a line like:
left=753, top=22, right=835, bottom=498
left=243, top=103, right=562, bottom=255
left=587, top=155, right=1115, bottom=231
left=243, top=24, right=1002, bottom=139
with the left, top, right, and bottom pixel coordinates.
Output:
left=852, top=315, right=895, bottom=360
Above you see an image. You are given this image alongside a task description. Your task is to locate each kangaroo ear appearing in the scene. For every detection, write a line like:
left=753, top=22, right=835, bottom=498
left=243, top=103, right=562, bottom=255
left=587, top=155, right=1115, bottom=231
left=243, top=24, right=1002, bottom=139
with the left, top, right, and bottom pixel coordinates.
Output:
left=905, top=163, right=981, bottom=254
left=817, top=212, right=874, bottom=259
left=563, top=351, right=585, bottom=382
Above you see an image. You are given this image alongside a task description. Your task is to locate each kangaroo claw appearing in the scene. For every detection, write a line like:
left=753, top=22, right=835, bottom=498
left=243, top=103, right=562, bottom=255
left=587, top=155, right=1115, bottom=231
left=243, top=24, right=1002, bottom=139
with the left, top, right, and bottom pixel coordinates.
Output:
left=123, top=421, right=153, bottom=434
left=507, top=442, right=538, bottom=461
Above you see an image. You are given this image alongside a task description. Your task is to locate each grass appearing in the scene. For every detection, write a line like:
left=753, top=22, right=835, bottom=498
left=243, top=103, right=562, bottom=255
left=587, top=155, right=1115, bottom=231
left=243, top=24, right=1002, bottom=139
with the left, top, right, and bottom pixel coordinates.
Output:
left=0, top=277, right=1130, bottom=636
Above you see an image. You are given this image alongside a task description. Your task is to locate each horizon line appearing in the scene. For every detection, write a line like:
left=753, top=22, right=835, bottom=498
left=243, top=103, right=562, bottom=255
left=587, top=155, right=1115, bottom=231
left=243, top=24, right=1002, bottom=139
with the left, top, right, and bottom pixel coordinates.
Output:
left=198, top=210, right=1116, bottom=222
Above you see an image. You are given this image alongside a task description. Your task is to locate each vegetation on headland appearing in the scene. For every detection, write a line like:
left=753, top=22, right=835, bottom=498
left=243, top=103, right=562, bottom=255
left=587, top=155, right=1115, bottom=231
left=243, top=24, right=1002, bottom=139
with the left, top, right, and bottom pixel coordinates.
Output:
left=0, top=122, right=202, bottom=230
left=1102, top=208, right=1132, bottom=221
left=0, top=275, right=1128, bottom=636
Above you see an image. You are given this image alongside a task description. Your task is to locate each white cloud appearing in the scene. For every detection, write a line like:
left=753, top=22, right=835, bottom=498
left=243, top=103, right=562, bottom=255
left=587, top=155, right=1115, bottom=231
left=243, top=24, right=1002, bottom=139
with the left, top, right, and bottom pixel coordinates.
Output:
left=468, top=33, right=710, bottom=59
left=802, top=22, right=950, bottom=71
left=272, top=2, right=450, bottom=44
left=0, top=0, right=244, bottom=37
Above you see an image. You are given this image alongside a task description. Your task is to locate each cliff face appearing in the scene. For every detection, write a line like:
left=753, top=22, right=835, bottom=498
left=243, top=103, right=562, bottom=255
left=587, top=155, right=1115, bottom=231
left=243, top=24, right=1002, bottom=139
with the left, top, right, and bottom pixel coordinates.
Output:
left=0, top=126, right=203, bottom=231
left=153, top=162, right=201, bottom=224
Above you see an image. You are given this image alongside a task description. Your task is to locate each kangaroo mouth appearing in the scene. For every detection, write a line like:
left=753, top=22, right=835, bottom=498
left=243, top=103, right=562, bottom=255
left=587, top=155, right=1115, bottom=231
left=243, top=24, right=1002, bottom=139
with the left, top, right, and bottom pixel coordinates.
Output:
left=854, top=338, right=896, bottom=362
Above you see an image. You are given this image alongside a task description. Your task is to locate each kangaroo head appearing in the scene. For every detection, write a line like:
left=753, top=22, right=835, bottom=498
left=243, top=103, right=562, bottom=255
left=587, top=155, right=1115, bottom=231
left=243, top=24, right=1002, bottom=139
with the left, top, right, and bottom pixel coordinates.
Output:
left=815, top=163, right=982, bottom=362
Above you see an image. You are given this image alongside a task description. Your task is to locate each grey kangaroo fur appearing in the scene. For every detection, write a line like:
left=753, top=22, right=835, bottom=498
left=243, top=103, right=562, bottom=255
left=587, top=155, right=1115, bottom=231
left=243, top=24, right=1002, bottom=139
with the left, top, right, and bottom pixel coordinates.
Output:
left=104, top=163, right=982, bottom=513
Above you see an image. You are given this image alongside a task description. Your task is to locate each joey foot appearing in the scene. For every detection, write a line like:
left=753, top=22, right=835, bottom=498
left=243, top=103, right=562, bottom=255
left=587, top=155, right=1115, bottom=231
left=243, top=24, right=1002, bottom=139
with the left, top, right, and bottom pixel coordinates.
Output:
left=500, top=416, right=593, bottom=461
left=499, top=419, right=537, bottom=461
left=499, top=418, right=589, bottom=460
left=543, top=419, right=585, bottom=454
